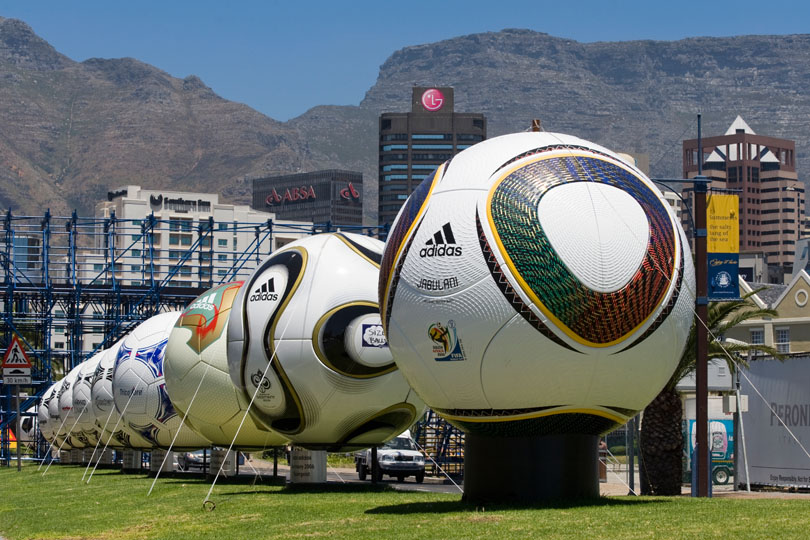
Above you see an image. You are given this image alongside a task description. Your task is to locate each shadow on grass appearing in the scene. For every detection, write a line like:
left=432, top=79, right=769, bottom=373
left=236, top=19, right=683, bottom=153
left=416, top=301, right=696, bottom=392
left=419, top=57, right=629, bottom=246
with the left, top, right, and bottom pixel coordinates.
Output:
left=366, top=496, right=670, bottom=515
left=158, top=475, right=287, bottom=487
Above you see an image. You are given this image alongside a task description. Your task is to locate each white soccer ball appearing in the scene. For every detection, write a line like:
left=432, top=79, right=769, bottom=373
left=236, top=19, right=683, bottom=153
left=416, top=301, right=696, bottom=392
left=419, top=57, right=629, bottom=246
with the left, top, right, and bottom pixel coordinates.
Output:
left=20, top=405, right=38, bottom=450
left=227, top=233, right=426, bottom=451
left=57, top=365, right=85, bottom=448
left=165, top=281, right=288, bottom=449
left=38, top=383, right=59, bottom=444
left=47, top=380, right=71, bottom=449
left=91, top=338, right=150, bottom=448
left=380, top=132, right=695, bottom=437
left=71, top=351, right=104, bottom=447
left=113, top=311, right=211, bottom=449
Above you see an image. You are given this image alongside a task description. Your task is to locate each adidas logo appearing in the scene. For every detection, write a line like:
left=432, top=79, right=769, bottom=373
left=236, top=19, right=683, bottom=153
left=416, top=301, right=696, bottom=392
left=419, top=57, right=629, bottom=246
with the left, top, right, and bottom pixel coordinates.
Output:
left=189, top=292, right=216, bottom=310
left=419, top=223, right=462, bottom=257
left=249, top=278, right=279, bottom=302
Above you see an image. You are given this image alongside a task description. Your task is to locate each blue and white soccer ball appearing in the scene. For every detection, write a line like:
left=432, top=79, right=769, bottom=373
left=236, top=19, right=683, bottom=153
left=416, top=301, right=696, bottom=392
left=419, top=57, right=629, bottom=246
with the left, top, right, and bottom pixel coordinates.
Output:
left=91, top=338, right=151, bottom=448
left=112, top=311, right=211, bottom=449
left=227, top=233, right=425, bottom=451
left=380, top=132, right=695, bottom=437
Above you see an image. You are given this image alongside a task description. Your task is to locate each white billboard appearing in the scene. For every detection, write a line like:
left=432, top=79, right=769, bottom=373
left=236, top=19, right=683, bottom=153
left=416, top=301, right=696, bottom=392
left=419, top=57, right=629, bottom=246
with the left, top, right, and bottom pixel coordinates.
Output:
left=740, top=356, right=810, bottom=488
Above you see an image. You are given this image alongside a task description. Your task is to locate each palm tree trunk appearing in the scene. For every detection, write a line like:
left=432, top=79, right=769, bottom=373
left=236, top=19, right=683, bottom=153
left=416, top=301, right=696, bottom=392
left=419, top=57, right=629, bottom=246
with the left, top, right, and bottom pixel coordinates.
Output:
left=639, top=387, right=684, bottom=495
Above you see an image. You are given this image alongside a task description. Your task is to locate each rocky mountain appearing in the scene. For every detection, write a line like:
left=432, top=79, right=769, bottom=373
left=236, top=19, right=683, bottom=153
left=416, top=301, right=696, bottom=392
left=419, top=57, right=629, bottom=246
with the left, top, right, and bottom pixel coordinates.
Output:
left=298, top=29, right=810, bottom=206
left=0, top=16, right=312, bottom=216
left=3, top=18, right=810, bottom=222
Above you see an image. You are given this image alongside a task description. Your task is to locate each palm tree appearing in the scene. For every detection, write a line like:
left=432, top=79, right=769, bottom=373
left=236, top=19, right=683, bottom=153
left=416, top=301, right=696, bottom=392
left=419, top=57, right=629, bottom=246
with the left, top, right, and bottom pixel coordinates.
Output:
left=638, top=290, right=782, bottom=495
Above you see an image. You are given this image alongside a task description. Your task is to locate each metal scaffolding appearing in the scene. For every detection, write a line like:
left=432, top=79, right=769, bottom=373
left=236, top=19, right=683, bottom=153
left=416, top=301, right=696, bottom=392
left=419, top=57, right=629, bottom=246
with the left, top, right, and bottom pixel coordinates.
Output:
left=0, top=210, right=381, bottom=463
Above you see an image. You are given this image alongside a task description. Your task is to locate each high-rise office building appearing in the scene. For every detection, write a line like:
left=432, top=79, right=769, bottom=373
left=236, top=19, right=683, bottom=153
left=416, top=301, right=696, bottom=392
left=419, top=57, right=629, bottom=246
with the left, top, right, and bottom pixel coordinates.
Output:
left=378, top=87, right=486, bottom=225
left=682, top=116, right=803, bottom=272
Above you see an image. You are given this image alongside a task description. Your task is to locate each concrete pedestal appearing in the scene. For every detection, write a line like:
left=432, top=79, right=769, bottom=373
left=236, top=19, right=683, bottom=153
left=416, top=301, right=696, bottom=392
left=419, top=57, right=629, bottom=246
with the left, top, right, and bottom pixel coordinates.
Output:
left=96, top=449, right=114, bottom=466
left=150, top=449, right=174, bottom=473
left=289, top=447, right=327, bottom=484
left=462, top=433, right=600, bottom=503
left=122, top=450, right=142, bottom=472
left=210, top=449, right=237, bottom=477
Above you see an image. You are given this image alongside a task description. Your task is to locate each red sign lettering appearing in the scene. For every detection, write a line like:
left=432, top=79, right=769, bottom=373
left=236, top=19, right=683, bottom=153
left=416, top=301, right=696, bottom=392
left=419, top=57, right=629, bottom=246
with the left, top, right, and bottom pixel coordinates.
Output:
left=340, top=182, right=361, bottom=201
left=265, top=185, right=317, bottom=206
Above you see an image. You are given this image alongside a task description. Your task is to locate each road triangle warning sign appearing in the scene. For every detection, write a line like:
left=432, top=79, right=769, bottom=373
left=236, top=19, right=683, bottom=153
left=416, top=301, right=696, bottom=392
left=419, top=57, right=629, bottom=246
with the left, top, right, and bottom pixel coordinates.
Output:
left=2, top=335, right=31, bottom=369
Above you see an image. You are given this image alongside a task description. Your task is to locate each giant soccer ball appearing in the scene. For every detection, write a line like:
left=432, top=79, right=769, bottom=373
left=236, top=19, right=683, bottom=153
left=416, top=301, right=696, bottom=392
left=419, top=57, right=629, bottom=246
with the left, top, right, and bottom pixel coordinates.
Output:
left=72, top=351, right=104, bottom=447
left=380, top=132, right=695, bottom=437
left=227, top=233, right=426, bottom=451
left=38, top=383, right=59, bottom=444
left=113, top=312, right=211, bottom=449
left=91, top=338, right=151, bottom=448
left=20, top=405, right=38, bottom=450
left=165, top=281, right=288, bottom=449
left=47, top=379, right=71, bottom=449
left=56, top=365, right=85, bottom=448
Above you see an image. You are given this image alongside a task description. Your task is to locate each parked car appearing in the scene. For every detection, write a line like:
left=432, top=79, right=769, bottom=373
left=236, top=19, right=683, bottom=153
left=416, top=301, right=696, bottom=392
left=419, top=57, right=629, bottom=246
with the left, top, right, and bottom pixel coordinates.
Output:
left=355, top=431, right=425, bottom=483
left=178, top=449, right=207, bottom=471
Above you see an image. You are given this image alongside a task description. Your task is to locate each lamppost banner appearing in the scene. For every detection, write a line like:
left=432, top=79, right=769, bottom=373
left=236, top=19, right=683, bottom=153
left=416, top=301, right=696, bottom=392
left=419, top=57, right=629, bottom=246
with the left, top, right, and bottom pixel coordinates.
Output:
left=707, top=194, right=740, bottom=301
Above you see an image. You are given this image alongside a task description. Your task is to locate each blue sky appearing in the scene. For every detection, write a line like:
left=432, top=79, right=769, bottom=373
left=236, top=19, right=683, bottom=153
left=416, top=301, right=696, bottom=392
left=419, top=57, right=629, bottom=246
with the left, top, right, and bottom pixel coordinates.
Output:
left=3, top=0, right=809, bottom=121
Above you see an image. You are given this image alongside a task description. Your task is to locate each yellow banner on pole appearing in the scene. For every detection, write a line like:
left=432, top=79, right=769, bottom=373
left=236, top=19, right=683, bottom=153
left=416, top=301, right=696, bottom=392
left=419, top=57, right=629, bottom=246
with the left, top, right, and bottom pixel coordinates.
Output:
left=707, top=194, right=739, bottom=254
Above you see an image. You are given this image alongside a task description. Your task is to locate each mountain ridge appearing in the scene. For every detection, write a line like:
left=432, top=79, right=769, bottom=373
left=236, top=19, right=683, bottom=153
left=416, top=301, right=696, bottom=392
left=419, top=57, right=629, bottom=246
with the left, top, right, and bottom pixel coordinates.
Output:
left=2, top=18, right=810, bottom=223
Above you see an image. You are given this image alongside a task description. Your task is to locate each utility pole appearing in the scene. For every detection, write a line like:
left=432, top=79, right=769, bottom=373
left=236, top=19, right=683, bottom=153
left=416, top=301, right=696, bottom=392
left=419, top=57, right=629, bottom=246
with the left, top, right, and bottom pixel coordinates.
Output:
left=694, top=113, right=710, bottom=497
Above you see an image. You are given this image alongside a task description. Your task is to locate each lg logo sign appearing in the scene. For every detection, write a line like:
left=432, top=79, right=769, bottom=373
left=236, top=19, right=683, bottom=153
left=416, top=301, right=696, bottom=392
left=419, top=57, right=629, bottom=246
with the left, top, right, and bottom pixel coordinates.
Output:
left=421, top=88, right=444, bottom=112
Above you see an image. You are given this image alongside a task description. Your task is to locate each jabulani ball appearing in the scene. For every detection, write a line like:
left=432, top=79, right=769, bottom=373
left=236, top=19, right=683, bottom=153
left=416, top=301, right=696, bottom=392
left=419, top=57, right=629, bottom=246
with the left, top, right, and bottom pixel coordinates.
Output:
left=380, top=132, right=695, bottom=437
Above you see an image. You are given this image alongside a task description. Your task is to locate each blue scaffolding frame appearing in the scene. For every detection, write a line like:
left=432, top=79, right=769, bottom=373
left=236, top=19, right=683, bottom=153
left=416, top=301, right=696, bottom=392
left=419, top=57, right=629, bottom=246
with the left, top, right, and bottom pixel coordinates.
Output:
left=0, top=210, right=384, bottom=463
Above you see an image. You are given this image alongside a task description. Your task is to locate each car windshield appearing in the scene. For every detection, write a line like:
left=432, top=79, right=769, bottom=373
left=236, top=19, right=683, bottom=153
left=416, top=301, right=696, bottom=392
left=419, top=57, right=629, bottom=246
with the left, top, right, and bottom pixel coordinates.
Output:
left=382, top=437, right=416, bottom=451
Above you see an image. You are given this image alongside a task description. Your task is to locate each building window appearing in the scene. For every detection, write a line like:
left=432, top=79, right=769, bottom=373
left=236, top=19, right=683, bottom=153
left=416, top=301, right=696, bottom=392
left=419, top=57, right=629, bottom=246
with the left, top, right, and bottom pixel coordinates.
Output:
left=382, top=164, right=407, bottom=171
left=218, top=254, right=228, bottom=262
left=775, top=328, right=790, bottom=354
left=412, top=134, right=451, bottom=140
left=749, top=328, right=764, bottom=345
left=381, top=144, right=408, bottom=151
left=93, top=264, right=103, bottom=271
left=411, top=144, right=453, bottom=150
left=54, top=342, right=64, bottom=349
left=218, top=239, right=228, bottom=247
left=218, top=223, right=229, bottom=231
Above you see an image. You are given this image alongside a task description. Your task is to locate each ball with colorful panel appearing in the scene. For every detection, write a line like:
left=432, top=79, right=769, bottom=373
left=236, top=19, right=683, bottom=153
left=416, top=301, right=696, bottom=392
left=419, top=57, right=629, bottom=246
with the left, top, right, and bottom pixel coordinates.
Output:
left=71, top=350, right=105, bottom=447
left=112, top=312, right=211, bottom=449
left=164, top=281, right=289, bottom=449
left=380, top=132, right=695, bottom=437
left=227, top=233, right=426, bottom=451
left=91, top=337, right=150, bottom=448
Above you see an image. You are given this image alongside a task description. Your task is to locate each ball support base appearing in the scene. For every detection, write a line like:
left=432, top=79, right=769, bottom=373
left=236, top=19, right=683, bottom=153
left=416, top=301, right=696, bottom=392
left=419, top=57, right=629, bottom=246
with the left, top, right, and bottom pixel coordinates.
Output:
left=462, top=432, right=600, bottom=503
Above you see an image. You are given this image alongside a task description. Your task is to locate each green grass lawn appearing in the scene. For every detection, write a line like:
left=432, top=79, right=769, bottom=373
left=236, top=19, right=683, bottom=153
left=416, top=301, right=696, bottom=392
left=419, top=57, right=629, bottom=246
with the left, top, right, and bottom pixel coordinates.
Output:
left=2, top=463, right=809, bottom=539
